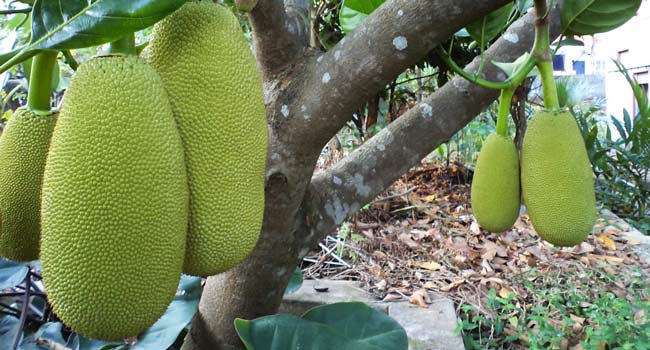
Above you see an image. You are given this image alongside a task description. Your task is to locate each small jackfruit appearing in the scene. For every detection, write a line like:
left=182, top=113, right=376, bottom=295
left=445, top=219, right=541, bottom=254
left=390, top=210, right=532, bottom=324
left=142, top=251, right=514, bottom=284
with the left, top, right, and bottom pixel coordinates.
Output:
left=40, top=56, right=188, bottom=340
left=0, top=107, right=57, bottom=261
left=146, top=2, right=268, bottom=276
left=521, top=111, right=596, bottom=246
left=470, top=134, right=521, bottom=232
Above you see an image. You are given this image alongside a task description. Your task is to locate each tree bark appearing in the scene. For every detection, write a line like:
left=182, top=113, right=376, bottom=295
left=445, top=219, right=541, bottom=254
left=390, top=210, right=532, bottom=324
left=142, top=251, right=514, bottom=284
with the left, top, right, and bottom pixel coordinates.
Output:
left=183, top=1, right=562, bottom=349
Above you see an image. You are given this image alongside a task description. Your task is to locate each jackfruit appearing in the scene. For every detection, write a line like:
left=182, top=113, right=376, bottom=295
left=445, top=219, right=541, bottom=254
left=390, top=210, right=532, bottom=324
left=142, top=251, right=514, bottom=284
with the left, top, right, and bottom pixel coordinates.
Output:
left=40, top=56, right=188, bottom=340
left=470, top=134, right=520, bottom=232
left=0, top=107, right=56, bottom=261
left=146, top=1, right=267, bottom=276
left=521, top=111, right=596, bottom=246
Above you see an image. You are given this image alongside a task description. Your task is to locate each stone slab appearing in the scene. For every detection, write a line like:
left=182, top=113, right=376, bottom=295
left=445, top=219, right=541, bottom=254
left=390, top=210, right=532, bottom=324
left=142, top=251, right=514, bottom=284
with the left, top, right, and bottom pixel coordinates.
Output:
left=280, top=279, right=465, bottom=350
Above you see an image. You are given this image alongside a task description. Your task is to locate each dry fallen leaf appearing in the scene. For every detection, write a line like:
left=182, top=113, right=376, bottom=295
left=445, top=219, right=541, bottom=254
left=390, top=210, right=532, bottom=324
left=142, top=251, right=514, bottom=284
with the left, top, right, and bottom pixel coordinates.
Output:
left=498, top=286, right=515, bottom=298
left=441, top=279, right=465, bottom=292
left=382, top=293, right=404, bottom=302
left=414, top=261, right=442, bottom=271
left=398, top=233, right=419, bottom=249
left=409, top=288, right=431, bottom=308
left=596, top=234, right=617, bottom=250
left=588, top=254, right=624, bottom=264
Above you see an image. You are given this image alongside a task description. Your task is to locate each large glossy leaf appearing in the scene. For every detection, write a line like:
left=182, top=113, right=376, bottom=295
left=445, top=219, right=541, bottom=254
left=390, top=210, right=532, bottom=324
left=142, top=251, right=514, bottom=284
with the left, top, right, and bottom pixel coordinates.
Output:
left=0, top=0, right=186, bottom=73
left=19, top=322, right=66, bottom=350
left=339, top=0, right=385, bottom=33
left=0, top=316, right=21, bottom=347
left=235, top=302, right=408, bottom=350
left=561, top=0, right=642, bottom=36
left=466, top=3, right=514, bottom=47
left=0, top=259, right=29, bottom=290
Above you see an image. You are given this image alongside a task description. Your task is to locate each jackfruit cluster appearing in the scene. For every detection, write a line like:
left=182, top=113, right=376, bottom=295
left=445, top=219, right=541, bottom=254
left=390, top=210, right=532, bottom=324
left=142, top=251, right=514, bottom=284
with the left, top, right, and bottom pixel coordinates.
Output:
left=470, top=134, right=520, bottom=232
left=471, top=110, right=596, bottom=247
left=0, top=1, right=267, bottom=341
left=521, top=111, right=596, bottom=246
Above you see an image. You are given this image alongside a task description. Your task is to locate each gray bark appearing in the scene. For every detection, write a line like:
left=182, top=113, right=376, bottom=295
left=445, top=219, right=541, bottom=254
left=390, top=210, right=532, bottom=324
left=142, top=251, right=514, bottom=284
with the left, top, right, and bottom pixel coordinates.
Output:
left=182, top=1, right=563, bottom=349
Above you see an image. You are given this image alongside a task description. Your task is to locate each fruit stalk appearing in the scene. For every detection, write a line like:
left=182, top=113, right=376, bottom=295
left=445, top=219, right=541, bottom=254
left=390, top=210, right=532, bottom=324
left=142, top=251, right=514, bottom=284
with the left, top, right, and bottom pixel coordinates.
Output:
left=532, top=0, right=560, bottom=110
left=496, top=88, right=514, bottom=136
left=27, top=51, right=57, bottom=112
left=108, top=33, right=136, bottom=56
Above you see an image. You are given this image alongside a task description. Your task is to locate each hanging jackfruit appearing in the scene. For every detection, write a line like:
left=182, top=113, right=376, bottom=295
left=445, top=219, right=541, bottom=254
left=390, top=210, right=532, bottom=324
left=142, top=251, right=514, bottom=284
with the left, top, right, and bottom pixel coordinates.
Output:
left=471, top=134, right=521, bottom=232
left=521, top=111, right=596, bottom=246
left=146, top=1, right=268, bottom=276
left=0, top=107, right=57, bottom=261
left=40, top=56, right=188, bottom=340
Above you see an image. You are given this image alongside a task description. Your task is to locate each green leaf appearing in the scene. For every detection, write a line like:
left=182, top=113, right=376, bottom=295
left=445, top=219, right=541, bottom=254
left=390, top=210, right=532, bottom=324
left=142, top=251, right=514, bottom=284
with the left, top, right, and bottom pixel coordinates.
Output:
left=235, top=302, right=408, bottom=350
left=339, top=0, right=386, bottom=33
left=0, top=0, right=187, bottom=73
left=466, top=3, right=514, bottom=48
left=284, top=267, right=303, bottom=295
left=561, top=0, right=642, bottom=36
left=0, top=259, right=29, bottom=290
left=302, top=302, right=407, bottom=349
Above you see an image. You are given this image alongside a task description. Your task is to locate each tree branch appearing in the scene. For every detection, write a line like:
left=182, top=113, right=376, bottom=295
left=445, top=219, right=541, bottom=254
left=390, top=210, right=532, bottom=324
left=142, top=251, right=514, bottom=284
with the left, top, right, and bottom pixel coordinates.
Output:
left=300, top=1, right=563, bottom=249
left=249, top=0, right=310, bottom=80
left=277, top=0, right=513, bottom=155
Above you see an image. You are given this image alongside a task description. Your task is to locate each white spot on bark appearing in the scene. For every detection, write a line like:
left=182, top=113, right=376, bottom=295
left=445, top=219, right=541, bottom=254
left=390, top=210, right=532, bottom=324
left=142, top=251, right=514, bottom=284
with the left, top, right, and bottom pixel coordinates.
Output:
left=393, top=36, right=408, bottom=51
left=276, top=267, right=288, bottom=278
left=317, top=55, right=324, bottom=63
left=334, top=50, right=342, bottom=61
left=271, top=153, right=281, bottom=161
left=304, top=115, right=311, bottom=120
left=397, top=9, right=404, bottom=16
left=281, top=105, right=290, bottom=118
left=503, top=33, right=519, bottom=44
left=352, top=174, right=371, bottom=197
left=325, top=198, right=348, bottom=225
left=333, top=176, right=343, bottom=186
left=420, top=103, right=433, bottom=119
left=301, top=105, right=307, bottom=112
left=377, top=144, right=386, bottom=151
left=322, top=72, right=331, bottom=84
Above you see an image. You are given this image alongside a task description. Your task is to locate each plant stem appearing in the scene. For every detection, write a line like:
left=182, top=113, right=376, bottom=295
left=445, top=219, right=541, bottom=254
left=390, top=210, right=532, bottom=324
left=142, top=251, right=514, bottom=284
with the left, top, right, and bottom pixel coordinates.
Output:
left=27, top=51, right=58, bottom=113
left=435, top=46, right=536, bottom=90
left=496, top=88, right=514, bottom=136
left=0, top=8, right=31, bottom=15
left=61, top=50, right=78, bottom=70
left=108, top=33, right=136, bottom=56
left=532, top=0, right=560, bottom=110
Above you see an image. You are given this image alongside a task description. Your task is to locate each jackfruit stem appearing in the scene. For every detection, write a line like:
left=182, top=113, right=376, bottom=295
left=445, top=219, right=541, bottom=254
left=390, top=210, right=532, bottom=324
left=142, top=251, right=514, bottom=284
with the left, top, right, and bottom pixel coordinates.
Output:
left=109, top=33, right=136, bottom=56
left=532, top=0, right=560, bottom=110
left=26, top=51, right=57, bottom=113
left=496, top=88, right=514, bottom=136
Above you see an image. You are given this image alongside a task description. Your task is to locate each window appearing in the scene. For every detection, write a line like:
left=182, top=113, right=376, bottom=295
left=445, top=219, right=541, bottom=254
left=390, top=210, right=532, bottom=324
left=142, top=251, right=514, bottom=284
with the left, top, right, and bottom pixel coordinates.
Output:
left=553, top=55, right=565, bottom=71
left=573, top=60, right=586, bottom=75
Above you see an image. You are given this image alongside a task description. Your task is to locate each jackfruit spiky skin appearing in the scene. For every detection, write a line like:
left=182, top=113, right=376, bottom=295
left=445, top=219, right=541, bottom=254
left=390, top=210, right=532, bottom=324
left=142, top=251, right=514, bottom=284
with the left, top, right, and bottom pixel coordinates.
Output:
left=40, top=56, right=188, bottom=340
left=470, top=134, right=521, bottom=232
left=0, top=107, right=56, bottom=261
left=521, top=111, right=596, bottom=247
left=146, top=1, right=267, bottom=276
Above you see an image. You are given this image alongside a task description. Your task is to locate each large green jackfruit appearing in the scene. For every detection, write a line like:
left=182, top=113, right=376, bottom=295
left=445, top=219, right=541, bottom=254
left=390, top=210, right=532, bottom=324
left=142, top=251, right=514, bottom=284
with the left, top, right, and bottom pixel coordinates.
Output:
left=0, top=107, right=56, bottom=261
left=521, top=111, right=596, bottom=246
left=146, top=1, right=268, bottom=276
left=40, top=56, right=188, bottom=340
left=470, top=134, right=521, bottom=232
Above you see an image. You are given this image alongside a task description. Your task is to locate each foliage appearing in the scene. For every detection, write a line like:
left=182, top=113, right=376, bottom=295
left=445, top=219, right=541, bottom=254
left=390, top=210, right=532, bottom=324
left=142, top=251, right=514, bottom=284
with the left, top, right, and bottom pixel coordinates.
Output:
left=561, top=0, right=642, bottom=36
left=0, top=258, right=201, bottom=350
left=458, top=266, right=650, bottom=350
left=569, top=64, right=650, bottom=233
left=235, top=302, right=408, bottom=350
